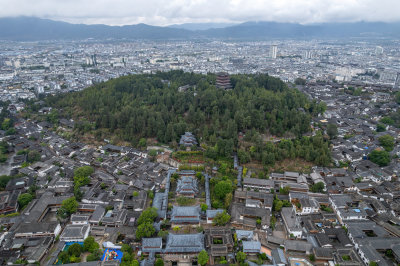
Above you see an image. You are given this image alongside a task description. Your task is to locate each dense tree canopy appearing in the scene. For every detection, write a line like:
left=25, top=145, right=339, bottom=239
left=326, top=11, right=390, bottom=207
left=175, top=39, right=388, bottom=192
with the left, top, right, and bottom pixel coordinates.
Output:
left=58, top=197, right=78, bottom=218
left=213, top=211, right=231, bottom=226
left=378, top=135, right=395, bottom=151
left=47, top=71, right=325, bottom=146
left=17, top=193, right=33, bottom=209
left=369, top=149, right=391, bottom=166
left=137, top=207, right=158, bottom=225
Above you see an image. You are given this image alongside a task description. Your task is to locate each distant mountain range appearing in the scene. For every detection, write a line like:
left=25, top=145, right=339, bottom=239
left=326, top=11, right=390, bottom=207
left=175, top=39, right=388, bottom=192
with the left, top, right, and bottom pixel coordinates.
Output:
left=168, top=22, right=238, bottom=31
left=1, top=17, right=400, bottom=41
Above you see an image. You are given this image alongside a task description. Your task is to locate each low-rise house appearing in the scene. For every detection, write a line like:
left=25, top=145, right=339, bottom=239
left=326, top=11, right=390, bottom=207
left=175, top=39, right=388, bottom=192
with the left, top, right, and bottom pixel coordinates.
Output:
left=284, top=240, right=312, bottom=255
left=0, top=190, right=20, bottom=215
left=60, top=224, right=90, bottom=242
left=296, top=197, right=319, bottom=215
left=281, top=207, right=303, bottom=238
left=243, top=178, right=274, bottom=192
left=101, top=209, right=127, bottom=227
left=14, top=222, right=61, bottom=238
left=70, top=214, right=90, bottom=225
left=204, top=228, right=234, bottom=258
left=242, top=241, right=261, bottom=255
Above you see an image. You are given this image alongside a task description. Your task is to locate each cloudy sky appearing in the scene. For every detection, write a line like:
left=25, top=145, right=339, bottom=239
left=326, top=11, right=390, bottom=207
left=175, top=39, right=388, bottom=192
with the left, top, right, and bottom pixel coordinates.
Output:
left=1, top=0, right=399, bottom=26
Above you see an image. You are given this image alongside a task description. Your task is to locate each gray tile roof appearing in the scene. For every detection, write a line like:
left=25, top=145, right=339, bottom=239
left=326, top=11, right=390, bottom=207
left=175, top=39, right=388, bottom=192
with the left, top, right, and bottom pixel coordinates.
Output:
left=242, top=241, right=261, bottom=253
left=164, top=233, right=204, bottom=253
left=170, top=205, right=200, bottom=223
left=142, top=237, right=163, bottom=253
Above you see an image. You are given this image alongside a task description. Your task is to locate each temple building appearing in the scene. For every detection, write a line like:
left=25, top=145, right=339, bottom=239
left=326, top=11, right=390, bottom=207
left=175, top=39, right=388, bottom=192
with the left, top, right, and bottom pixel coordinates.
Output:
left=163, top=233, right=205, bottom=262
left=216, top=72, right=232, bottom=90
left=176, top=176, right=198, bottom=197
left=179, top=132, right=198, bottom=150
left=170, top=205, right=201, bottom=226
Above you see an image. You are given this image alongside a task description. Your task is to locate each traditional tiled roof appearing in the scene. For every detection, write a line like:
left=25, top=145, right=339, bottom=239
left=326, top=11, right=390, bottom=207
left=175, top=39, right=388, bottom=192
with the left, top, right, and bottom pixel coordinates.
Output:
left=142, top=237, right=163, bottom=253
left=176, top=176, right=198, bottom=195
left=206, top=209, right=224, bottom=219
left=179, top=132, right=198, bottom=147
left=170, top=206, right=200, bottom=223
left=242, top=241, right=261, bottom=253
left=164, top=233, right=204, bottom=253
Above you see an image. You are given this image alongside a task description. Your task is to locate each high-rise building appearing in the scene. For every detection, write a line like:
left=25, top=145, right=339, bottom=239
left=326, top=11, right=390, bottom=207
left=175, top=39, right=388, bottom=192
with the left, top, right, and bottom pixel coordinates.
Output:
left=216, top=72, right=232, bottom=90
left=394, top=72, right=400, bottom=90
left=270, top=45, right=278, bottom=59
left=375, top=46, right=384, bottom=55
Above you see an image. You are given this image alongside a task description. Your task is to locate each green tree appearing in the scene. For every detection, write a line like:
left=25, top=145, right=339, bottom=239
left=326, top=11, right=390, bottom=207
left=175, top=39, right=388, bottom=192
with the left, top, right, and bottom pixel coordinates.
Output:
left=74, top=166, right=94, bottom=178
left=139, top=138, right=147, bottom=147
left=376, top=123, right=386, bottom=132
left=279, top=186, right=290, bottom=195
left=310, top=182, right=325, bottom=193
left=58, top=250, right=70, bottom=264
left=378, top=135, right=395, bottom=151
left=295, top=78, right=306, bottom=85
left=213, top=211, right=231, bottom=226
left=83, top=236, right=99, bottom=253
left=201, top=203, right=208, bottom=212
left=27, top=150, right=41, bottom=163
left=224, top=193, right=233, bottom=208
left=236, top=251, right=247, bottom=263
left=87, top=249, right=102, bottom=261
left=132, top=191, right=139, bottom=197
left=327, top=123, right=338, bottom=139
left=395, top=91, right=400, bottom=104
left=155, top=259, right=164, bottom=266
left=148, top=149, right=157, bottom=157
left=137, top=207, right=158, bottom=225
left=58, top=197, right=78, bottom=218
left=157, top=230, right=169, bottom=239
left=131, top=260, right=140, bottom=266
left=67, top=243, right=82, bottom=257
left=18, top=193, right=33, bottom=209
left=214, top=180, right=232, bottom=199
left=369, top=149, right=391, bottom=166
left=381, top=116, right=394, bottom=125
left=121, top=244, right=133, bottom=253
left=198, top=250, right=209, bottom=266
left=135, top=222, right=155, bottom=240
left=1, top=118, right=12, bottom=130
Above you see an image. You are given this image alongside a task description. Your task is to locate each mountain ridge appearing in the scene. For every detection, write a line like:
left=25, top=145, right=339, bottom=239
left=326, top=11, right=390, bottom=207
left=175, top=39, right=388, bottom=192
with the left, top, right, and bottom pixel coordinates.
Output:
left=1, top=16, right=400, bottom=40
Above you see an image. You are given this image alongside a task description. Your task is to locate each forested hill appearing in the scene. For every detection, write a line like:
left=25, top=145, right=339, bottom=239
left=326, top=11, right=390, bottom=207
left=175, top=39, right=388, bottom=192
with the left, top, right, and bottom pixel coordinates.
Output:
left=42, top=71, right=333, bottom=167
left=47, top=71, right=325, bottom=146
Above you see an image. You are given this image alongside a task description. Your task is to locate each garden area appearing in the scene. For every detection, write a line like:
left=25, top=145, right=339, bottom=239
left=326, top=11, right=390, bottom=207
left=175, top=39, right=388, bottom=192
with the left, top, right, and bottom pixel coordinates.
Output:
left=56, top=237, right=102, bottom=264
left=172, top=151, right=205, bottom=164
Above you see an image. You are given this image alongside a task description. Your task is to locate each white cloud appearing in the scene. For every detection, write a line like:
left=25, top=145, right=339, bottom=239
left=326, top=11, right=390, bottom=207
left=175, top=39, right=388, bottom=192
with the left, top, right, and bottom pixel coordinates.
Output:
left=0, top=0, right=399, bottom=25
